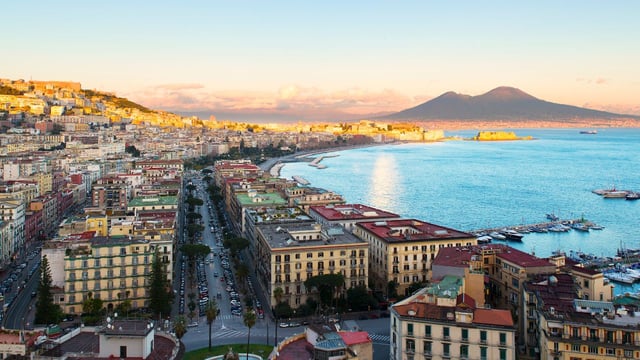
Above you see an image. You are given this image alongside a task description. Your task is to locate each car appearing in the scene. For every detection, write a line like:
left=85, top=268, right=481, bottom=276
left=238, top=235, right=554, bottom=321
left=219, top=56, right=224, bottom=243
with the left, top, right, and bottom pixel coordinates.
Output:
left=278, top=322, right=289, bottom=328
left=31, top=291, right=37, bottom=298
left=187, top=322, right=198, bottom=328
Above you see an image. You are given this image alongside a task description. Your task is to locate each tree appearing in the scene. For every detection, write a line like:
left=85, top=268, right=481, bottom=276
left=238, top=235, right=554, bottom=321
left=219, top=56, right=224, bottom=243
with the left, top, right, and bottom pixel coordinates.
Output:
left=346, top=286, right=378, bottom=311
left=35, top=255, right=63, bottom=325
left=147, top=252, right=172, bottom=319
left=236, top=264, right=249, bottom=291
left=125, top=145, right=141, bottom=157
left=387, top=280, right=399, bottom=300
left=244, top=311, right=257, bottom=358
left=273, top=287, right=284, bottom=305
left=174, top=315, right=187, bottom=340
left=304, top=273, right=345, bottom=308
left=82, top=292, right=105, bottom=325
left=186, top=212, right=203, bottom=222
left=205, top=300, right=218, bottom=351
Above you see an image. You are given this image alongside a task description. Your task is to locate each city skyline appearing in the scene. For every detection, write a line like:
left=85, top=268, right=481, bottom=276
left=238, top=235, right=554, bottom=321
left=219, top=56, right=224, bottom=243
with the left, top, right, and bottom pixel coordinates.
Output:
left=4, top=0, right=640, bottom=121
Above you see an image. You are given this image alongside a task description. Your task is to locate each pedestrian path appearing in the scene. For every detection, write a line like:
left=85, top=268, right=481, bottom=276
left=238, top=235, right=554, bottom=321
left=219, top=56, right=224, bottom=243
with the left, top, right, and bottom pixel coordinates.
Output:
left=211, top=328, right=248, bottom=339
left=368, top=333, right=390, bottom=344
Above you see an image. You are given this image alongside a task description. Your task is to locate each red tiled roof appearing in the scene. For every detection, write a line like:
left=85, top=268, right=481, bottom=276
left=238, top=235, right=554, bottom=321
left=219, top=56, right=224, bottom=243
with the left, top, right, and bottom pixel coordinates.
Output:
left=498, top=248, right=554, bottom=268
left=339, top=331, right=371, bottom=345
left=473, top=308, right=514, bottom=327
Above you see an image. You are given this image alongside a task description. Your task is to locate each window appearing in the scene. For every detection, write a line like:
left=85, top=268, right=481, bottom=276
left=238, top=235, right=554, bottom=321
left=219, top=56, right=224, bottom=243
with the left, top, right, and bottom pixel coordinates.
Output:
left=499, top=332, right=506, bottom=345
left=480, top=331, right=487, bottom=344
left=423, top=341, right=432, bottom=355
left=571, top=344, right=580, bottom=352
left=424, top=325, right=431, bottom=338
left=461, top=328, right=468, bottom=341
left=407, top=323, right=413, bottom=336
left=499, top=348, right=506, bottom=360
left=406, top=339, right=415, bottom=353
left=460, top=344, right=468, bottom=359
left=443, top=327, right=450, bottom=340
left=588, top=346, right=597, bottom=354
left=443, top=343, right=450, bottom=358
left=480, top=347, right=487, bottom=360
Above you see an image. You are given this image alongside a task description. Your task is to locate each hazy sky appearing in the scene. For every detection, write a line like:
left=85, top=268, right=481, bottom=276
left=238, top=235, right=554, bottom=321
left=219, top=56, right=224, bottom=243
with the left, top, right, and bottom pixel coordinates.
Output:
left=4, top=0, right=640, bottom=120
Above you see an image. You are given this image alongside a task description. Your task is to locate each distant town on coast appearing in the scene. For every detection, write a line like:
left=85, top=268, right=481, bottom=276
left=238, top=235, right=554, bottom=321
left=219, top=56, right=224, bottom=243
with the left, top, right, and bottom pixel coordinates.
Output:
left=1, top=78, right=640, bottom=360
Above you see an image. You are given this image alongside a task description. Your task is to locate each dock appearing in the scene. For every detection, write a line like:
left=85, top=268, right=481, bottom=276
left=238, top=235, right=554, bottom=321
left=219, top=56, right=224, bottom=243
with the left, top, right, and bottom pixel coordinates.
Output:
left=471, top=218, right=603, bottom=238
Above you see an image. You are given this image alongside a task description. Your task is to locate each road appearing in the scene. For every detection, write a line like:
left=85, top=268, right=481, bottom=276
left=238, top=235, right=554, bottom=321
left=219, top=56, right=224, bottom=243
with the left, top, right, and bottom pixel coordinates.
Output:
left=178, top=176, right=392, bottom=359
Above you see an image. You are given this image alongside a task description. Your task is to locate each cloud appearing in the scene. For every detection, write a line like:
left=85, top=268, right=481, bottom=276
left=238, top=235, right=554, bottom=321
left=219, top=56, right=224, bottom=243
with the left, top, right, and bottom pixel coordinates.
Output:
left=126, top=84, right=423, bottom=120
left=152, top=83, right=205, bottom=91
left=576, top=77, right=609, bottom=85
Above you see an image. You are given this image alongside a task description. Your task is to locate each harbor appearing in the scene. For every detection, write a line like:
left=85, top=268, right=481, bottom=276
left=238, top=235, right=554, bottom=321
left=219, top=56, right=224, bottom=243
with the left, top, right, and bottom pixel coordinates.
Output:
left=471, top=215, right=604, bottom=243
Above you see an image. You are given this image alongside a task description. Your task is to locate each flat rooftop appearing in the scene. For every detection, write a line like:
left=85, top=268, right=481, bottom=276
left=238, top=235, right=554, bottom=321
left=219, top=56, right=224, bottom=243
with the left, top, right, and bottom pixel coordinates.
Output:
left=310, top=203, right=400, bottom=221
left=357, top=219, right=474, bottom=243
left=258, top=221, right=367, bottom=250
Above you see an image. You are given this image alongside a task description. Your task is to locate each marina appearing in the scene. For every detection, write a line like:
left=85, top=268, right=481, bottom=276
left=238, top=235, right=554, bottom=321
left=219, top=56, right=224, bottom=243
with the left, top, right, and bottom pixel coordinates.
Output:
left=471, top=217, right=603, bottom=242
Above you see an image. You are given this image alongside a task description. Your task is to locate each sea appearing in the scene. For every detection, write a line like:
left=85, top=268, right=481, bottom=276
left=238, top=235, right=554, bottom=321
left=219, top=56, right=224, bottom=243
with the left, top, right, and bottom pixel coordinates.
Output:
left=279, top=128, right=640, bottom=295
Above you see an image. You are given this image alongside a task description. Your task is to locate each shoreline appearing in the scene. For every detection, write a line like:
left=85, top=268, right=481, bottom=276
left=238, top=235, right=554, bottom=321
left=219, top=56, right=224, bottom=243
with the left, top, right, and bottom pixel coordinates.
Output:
left=260, top=142, right=396, bottom=178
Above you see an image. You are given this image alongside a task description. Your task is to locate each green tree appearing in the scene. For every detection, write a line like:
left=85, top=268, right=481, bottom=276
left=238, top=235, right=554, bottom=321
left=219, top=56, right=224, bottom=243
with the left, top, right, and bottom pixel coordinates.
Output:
left=244, top=310, right=257, bottom=357
left=236, top=263, right=249, bottom=291
left=147, top=252, right=172, bottom=319
left=205, top=300, right=218, bottom=351
left=174, top=315, right=187, bottom=340
left=82, top=292, right=104, bottom=325
left=304, top=273, right=345, bottom=307
left=35, top=255, right=63, bottom=325
left=125, top=145, right=141, bottom=157
left=186, top=212, right=203, bottom=222
left=346, top=285, right=378, bottom=311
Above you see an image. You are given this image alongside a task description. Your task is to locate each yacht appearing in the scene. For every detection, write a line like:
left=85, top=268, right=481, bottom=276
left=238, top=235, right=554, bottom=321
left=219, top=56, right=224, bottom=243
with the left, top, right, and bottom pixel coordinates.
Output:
left=489, top=232, right=506, bottom=241
left=500, top=229, right=524, bottom=241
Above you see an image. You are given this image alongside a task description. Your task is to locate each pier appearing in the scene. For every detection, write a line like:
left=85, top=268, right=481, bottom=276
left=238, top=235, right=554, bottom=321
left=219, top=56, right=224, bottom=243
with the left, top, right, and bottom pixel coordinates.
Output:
left=471, top=218, right=603, bottom=238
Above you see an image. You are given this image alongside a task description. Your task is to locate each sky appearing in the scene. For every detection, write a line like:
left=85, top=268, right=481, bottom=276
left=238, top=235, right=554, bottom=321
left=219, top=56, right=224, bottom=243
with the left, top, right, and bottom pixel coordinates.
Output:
left=3, top=0, right=640, bottom=121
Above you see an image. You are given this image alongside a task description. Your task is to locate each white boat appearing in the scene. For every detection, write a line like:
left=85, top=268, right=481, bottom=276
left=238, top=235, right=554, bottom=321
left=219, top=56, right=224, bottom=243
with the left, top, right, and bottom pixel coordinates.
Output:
left=571, top=223, right=589, bottom=232
left=603, top=271, right=636, bottom=284
left=476, top=235, right=493, bottom=244
left=500, top=229, right=524, bottom=241
left=489, top=232, right=506, bottom=240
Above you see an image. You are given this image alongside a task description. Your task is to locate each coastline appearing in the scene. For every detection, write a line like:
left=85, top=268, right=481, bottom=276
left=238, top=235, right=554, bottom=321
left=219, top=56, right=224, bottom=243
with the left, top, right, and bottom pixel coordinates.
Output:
left=259, top=142, right=397, bottom=178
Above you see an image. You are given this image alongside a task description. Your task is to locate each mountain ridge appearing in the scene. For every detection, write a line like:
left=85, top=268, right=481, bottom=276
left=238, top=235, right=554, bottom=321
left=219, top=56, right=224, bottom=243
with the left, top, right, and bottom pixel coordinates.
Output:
left=380, top=86, right=639, bottom=121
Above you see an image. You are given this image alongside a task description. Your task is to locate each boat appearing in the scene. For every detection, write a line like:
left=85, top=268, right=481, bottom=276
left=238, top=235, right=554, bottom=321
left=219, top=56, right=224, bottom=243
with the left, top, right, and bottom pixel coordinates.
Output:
left=603, top=190, right=629, bottom=198
left=626, top=192, right=640, bottom=200
left=545, top=213, right=560, bottom=221
left=580, top=130, right=598, bottom=134
left=489, top=232, right=506, bottom=241
left=571, top=223, right=589, bottom=232
left=548, top=224, right=570, bottom=232
left=589, top=225, right=604, bottom=230
left=603, top=271, right=636, bottom=284
left=500, top=229, right=524, bottom=241
left=476, top=235, right=493, bottom=244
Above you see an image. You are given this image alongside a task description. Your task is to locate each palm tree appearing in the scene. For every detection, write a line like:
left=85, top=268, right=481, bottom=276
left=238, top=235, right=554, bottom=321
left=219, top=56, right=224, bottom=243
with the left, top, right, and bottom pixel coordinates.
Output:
left=273, top=287, right=284, bottom=307
left=174, top=315, right=187, bottom=340
left=243, top=310, right=257, bottom=359
left=236, top=264, right=249, bottom=291
left=205, top=300, right=218, bottom=351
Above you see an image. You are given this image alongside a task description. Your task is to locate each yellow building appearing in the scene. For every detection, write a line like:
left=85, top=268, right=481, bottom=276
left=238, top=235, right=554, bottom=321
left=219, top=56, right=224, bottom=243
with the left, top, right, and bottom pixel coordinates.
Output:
left=61, top=235, right=169, bottom=314
left=253, top=220, right=369, bottom=309
left=390, top=284, right=516, bottom=360
left=353, top=219, right=477, bottom=297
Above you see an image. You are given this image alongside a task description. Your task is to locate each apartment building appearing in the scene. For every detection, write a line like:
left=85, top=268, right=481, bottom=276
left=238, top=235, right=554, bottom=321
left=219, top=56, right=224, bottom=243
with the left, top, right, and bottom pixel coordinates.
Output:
left=390, top=284, right=516, bottom=360
left=253, top=220, right=369, bottom=309
left=353, top=219, right=477, bottom=297
left=523, top=273, right=640, bottom=360
left=48, top=234, right=167, bottom=314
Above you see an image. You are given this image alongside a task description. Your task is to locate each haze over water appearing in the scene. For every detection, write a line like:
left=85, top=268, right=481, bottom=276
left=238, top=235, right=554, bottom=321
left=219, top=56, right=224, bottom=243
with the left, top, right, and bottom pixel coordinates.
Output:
left=280, top=128, right=640, bottom=295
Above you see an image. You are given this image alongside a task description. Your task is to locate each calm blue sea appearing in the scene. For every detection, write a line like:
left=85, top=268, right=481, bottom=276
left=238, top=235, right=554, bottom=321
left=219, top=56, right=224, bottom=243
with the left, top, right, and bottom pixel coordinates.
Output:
left=280, top=128, right=640, bottom=295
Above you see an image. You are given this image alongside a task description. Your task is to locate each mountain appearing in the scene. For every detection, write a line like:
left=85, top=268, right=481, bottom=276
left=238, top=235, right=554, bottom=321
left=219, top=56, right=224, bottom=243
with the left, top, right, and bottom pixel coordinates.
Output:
left=380, top=86, right=638, bottom=121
